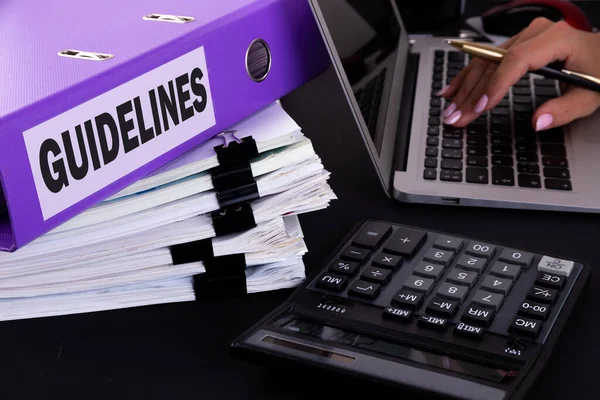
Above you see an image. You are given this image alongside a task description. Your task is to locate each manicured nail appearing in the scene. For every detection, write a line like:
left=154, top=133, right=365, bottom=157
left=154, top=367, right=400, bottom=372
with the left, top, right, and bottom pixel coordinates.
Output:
left=436, top=85, right=450, bottom=96
left=442, top=102, right=457, bottom=118
left=474, top=94, right=488, bottom=113
left=535, top=113, right=553, bottom=131
left=444, top=110, right=462, bottom=125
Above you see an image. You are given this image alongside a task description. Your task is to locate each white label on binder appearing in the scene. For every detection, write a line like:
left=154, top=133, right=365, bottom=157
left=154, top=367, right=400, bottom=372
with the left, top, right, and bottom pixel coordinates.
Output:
left=23, top=46, right=216, bottom=220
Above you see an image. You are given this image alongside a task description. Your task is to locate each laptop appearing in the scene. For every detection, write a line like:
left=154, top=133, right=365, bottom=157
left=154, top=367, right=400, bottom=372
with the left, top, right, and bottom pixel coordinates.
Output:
left=307, top=0, right=600, bottom=213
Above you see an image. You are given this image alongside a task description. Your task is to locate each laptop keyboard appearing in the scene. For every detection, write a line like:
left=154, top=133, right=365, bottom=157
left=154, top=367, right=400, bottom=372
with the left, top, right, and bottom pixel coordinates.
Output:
left=425, top=50, right=572, bottom=191
left=354, top=68, right=387, bottom=142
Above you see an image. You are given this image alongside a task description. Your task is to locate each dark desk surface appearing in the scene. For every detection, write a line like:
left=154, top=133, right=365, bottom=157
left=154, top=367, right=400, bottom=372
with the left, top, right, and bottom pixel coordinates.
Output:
left=3, top=5, right=600, bottom=400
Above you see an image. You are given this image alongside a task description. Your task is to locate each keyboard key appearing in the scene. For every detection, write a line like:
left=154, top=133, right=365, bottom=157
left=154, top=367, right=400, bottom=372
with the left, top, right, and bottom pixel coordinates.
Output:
left=518, top=300, right=550, bottom=320
left=454, top=322, right=484, bottom=338
left=393, top=289, right=424, bottom=308
left=539, top=129, right=564, bottom=143
left=492, top=156, right=513, bottom=167
left=448, top=51, right=465, bottom=62
left=428, top=127, right=440, bottom=137
left=472, top=289, right=504, bottom=310
left=536, top=271, right=566, bottom=290
left=352, top=222, right=392, bottom=249
left=513, top=87, right=531, bottom=95
left=492, top=166, right=515, bottom=186
left=361, top=266, right=391, bottom=284
left=348, top=279, right=381, bottom=299
left=441, top=159, right=463, bottom=170
left=467, top=146, right=487, bottom=156
left=535, top=79, right=556, bottom=87
left=383, top=306, right=412, bottom=320
left=535, top=86, right=557, bottom=97
left=544, top=167, right=570, bottom=179
left=443, top=130, right=463, bottom=139
left=491, top=107, right=509, bottom=116
left=542, top=156, right=568, bottom=167
left=329, top=260, right=360, bottom=276
left=431, top=82, right=443, bottom=91
left=466, top=167, right=489, bottom=184
left=442, top=138, right=463, bottom=149
left=527, top=285, right=558, bottom=304
left=492, top=145, right=512, bottom=155
left=457, top=254, right=487, bottom=272
left=426, top=296, right=459, bottom=316
left=429, top=117, right=441, bottom=126
left=437, top=282, right=469, bottom=302
left=489, top=262, right=521, bottom=280
left=372, top=253, right=403, bottom=270
left=466, top=156, right=487, bottom=167
left=430, top=98, right=442, bottom=107
left=518, top=174, right=542, bottom=188
left=427, top=136, right=439, bottom=146
left=423, top=169, right=437, bottom=180
left=513, top=104, right=533, bottom=113
left=424, top=157, right=437, bottom=168
left=418, top=315, right=448, bottom=329
left=537, top=255, right=575, bottom=277
left=518, top=163, right=540, bottom=174
left=516, top=152, right=537, bottom=163
left=413, top=261, right=445, bottom=280
left=341, top=247, right=370, bottom=262
left=513, top=95, right=532, bottom=104
left=510, top=316, right=542, bottom=337
left=383, top=227, right=428, bottom=256
left=467, top=136, right=487, bottom=146
left=541, top=144, right=566, bottom=157
left=481, top=275, right=513, bottom=295
left=466, top=242, right=496, bottom=258
left=442, top=149, right=463, bottom=159
left=498, top=248, right=533, bottom=267
left=462, top=303, right=495, bottom=325
left=316, top=273, right=348, bottom=292
left=448, top=61, right=465, bottom=69
left=545, top=178, right=572, bottom=191
left=440, top=170, right=463, bottom=182
left=423, top=248, right=454, bottom=265
left=403, top=275, right=435, bottom=294
left=433, top=235, right=463, bottom=252
left=446, top=268, right=478, bottom=287
left=491, top=136, right=511, bottom=145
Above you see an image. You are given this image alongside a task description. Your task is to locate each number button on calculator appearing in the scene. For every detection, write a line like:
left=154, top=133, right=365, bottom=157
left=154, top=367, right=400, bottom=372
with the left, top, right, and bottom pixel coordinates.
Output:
left=466, top=242, right=496, bottom=258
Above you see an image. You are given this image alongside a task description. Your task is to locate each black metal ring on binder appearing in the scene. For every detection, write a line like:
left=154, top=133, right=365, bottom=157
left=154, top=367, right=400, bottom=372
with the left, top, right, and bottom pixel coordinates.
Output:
left=193, top=253, right=248, bottom=299
left=214, top=133, right=259, bottom=166
left=211, top=202, right=257, bottom=236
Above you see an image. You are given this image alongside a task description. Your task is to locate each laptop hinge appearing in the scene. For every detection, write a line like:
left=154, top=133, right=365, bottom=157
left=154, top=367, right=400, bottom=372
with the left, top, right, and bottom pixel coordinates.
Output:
left=392, top=52, right=420, bottom=173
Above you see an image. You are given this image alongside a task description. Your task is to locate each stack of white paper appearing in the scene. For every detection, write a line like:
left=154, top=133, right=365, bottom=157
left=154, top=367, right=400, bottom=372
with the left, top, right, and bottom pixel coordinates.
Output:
left=0, top=102, right=336, bottom=321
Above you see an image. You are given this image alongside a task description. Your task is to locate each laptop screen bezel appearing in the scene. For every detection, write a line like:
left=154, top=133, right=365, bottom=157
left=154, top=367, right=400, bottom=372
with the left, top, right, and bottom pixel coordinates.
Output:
left=307, top=0, right=411, bottom=195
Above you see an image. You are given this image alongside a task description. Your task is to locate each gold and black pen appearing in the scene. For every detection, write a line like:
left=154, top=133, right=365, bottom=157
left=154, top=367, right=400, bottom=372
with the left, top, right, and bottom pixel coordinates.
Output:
left=446, top=39, right=600, bottom=93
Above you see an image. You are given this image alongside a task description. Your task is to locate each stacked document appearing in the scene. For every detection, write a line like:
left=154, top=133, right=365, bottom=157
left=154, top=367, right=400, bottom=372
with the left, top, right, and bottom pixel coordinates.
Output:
left=0, top=102, right=336, bottom=321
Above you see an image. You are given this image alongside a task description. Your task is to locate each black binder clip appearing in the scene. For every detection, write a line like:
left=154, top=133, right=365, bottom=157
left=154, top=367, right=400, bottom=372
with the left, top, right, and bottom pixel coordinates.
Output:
left=211, top=202, right=257, bottom=236
left=193, top=253, right=248, bottom=299
left=213, top=130, right=259, bottom=166
left=170, top=239, right=214, bottom=265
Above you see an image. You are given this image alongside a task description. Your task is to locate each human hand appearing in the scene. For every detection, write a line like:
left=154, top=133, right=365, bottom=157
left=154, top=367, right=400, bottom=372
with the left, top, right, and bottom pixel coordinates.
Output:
left=438, top=17, right=600, bottom=131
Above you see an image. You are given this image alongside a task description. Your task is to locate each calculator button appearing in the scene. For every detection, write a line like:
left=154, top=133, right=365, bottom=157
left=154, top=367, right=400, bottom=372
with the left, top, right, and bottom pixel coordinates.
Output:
left=537, top=255, right=575, bottom=277
left=383, top=228, right=428, bottom=256
left=361, top=266, right=391, bottom=284
left=510, top=316, right=542, bottom=337
left=518, top=300, right=551, bottom=320
left=527, top=285, right=558, bottom=304
left=403, top=275, right=435, bottom=294
left=341, top=247, right=370, bottom=262
left=462, top=303, right=495, bottom=325
left=433, top=235, right=463, bottom=251
left=383, top=306, right=412, bottom=321
left=348, top=279, right=381, bottom=299
left=472, top=290, right=504, bottom=310
left=413, top=261, right=445, bottom=280
left=437, top=282, right=469, bottom=302
left=426, top=296, right=459, bottom=317
left=423, top=248, right=454, bottom=265
left=316, top=273, right=348, bottom=292
left=418, top=315, right=448, bottom=329
left=499, top=248, right=533, bottom=267
left=372, top=253, right=403, bottom=270
left=352, top=222, right=392, bottom=249
left=454, top=322, right=484, bottom=338
left=446, top=268, right=478, bottom=287
left=481, top=276, right=513, bottom=295
left=489, top=262, right=521, bottom=280
left=456, top=255, right=487, bottom=272
left=329, top=260, right=360, bottom=276
left=535, top=271, right=566, bottom=290
left=392, top=289, right=424, bottom=308
left=465, top=242, right=496, bottom=258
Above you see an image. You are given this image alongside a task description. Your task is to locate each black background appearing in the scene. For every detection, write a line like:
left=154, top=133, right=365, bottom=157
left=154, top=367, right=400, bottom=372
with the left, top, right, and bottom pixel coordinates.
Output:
left=1, top=2, right=599, bottom=399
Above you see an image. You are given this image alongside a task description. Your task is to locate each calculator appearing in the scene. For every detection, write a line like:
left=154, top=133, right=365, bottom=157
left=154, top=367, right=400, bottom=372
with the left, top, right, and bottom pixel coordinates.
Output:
left=230, top=220, right=591, bottom=400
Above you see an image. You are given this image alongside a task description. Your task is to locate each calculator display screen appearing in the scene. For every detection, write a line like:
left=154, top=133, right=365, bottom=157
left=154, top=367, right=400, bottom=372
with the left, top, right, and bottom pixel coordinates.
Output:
left=276, top=316, right=515, bottom=383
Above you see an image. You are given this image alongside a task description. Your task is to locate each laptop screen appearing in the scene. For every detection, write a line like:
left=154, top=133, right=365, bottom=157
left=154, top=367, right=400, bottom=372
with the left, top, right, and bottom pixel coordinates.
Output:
left=314, top=0, right=402, bottom=154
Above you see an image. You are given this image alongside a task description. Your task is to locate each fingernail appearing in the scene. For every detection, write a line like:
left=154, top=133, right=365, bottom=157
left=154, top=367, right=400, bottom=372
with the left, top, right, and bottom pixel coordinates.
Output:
left=442, top=102, right=457, bottom=118
left=535, top=113, right=553, bottom=131
left=444, top=110, right=462, bottom=125
left=436, top=85, right=450, bottom=96
left=474, top=94, right=488, bottom=113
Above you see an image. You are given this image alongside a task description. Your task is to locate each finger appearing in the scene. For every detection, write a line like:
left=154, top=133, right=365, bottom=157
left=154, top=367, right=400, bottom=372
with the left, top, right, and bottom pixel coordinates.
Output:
left=448, top=63, right=499, bottom=127
left=479, top=21, right=579, bottom=112
left=533, top=87, right=600, bottom=131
